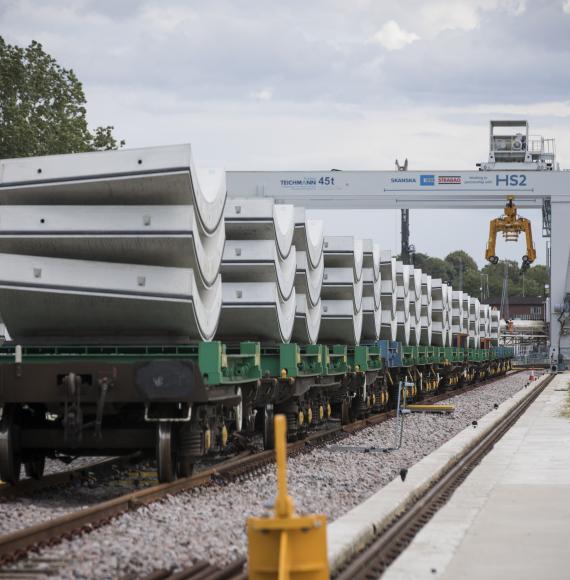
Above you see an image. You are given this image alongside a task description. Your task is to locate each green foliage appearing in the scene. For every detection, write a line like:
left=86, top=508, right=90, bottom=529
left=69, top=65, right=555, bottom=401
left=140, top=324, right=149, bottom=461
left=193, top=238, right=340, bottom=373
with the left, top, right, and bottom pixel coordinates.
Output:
left=91, top=125, right=125, bottom=151
left=481, top=260, right=548, bottom=298
left=445, top=250, right=478, bottom=274
left=0, top=37, right=123, bottom=158
left=410, top=252, right=430, bottom=271
left=424, top=256, right=453, bottom=282
left=412, top=251, right=547, bottom=299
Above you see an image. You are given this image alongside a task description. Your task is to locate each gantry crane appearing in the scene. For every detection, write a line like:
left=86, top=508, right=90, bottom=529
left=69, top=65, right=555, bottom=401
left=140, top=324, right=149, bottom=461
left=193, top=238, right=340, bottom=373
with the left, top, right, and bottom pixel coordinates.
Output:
left=227, top=119, right=570, bottom=370
left=485, top=195, right=536, bottom=271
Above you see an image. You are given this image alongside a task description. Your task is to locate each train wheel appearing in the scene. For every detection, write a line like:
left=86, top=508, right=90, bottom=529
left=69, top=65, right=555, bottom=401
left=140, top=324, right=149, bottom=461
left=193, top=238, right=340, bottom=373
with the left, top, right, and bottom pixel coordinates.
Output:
left=24, top=457, right=45, bottom=480
left=263, top=405, right=275, bottom=450
left=156, top=422, right=176, bottom=483
left=286, top=412, right=299, bottom=442
left=0, top=407, right=21, bottom=484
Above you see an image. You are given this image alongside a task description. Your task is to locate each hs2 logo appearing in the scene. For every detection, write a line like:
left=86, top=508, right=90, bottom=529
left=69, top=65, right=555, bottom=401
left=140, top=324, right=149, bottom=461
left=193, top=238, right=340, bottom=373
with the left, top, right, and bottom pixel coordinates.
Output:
left=496, top=174, right=527, bottom=187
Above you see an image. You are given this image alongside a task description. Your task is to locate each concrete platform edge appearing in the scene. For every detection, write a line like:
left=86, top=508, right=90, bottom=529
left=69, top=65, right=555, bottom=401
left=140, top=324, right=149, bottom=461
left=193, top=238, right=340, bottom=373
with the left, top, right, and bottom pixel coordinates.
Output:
left=327, top=372, right=548, bottom=572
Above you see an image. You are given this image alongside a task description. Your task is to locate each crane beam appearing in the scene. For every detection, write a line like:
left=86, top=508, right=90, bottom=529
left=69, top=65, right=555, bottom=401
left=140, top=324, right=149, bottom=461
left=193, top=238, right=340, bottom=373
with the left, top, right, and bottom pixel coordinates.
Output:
left=227, top=170, right=570, bottom=209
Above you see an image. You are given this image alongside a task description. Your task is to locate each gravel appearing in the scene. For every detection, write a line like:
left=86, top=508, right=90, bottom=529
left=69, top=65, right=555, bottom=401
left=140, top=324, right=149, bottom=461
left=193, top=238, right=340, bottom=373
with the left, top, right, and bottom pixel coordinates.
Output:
left=0, top=460, right=158, bottom=535
left=42, top=457, right=110, bottom=477
left=5, top=372, right=538, bottom=579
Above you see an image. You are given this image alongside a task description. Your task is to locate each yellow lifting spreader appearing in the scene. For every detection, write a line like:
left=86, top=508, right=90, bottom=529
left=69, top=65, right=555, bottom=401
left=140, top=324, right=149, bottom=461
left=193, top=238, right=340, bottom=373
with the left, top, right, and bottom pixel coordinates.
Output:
left=247, top=414, right=329, bottom=580
left=485, top=196, right=536, bottom=271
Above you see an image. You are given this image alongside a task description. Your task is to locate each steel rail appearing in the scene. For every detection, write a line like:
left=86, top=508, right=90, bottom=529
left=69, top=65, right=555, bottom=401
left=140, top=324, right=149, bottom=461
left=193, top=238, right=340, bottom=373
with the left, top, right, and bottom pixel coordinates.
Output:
left=0, top=454, right=140, bottom=500
left=334, top=372, right=552, bottom=580
left=126, top=557, right=247, bottom=580
left=0, top=369, right=522, bottom=565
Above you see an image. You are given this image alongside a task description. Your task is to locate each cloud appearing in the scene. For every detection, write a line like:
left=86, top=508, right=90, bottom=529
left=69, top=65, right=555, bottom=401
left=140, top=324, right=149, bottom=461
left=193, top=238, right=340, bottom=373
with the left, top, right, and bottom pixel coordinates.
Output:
left=251, top=88, right=273, bottom=101
left=564, top=0, right=570, bottom=14
left=373, top=20, right=420, bottom=50
left=420, top=0, right=526, bottom=35
left=0, top=0, right=564, bottom=266
left=140, top=3, right=196, bottom=33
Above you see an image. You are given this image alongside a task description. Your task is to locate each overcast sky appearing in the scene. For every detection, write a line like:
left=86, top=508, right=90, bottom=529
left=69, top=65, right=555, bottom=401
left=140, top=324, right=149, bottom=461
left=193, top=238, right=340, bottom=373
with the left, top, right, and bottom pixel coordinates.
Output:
left=3, top=0, right=570, bottom=266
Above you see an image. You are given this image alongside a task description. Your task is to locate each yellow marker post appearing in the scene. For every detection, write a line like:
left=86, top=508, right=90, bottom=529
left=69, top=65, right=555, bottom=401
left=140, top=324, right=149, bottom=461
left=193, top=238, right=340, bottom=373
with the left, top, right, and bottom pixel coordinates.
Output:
left=247, top=414, right=329, bottom=580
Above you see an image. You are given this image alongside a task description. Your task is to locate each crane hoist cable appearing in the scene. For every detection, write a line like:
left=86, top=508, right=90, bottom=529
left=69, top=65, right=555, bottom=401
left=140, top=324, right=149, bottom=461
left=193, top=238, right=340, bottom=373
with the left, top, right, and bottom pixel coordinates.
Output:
left=485, top=196, right=537, bottom=272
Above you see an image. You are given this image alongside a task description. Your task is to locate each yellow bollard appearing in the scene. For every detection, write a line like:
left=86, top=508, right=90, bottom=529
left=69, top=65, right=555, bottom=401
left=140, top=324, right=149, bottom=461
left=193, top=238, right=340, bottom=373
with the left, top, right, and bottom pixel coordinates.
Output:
left=247, top=414, right=329, bottom=580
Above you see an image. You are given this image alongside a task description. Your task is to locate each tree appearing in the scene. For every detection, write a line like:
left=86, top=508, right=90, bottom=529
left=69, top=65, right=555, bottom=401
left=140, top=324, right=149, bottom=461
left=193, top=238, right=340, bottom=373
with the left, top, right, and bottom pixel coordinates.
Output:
left=424, top=256, right=454, bottom=282
left=409, top=252, right=429, bottom=272
left=0, top=37, right=124, bottom=158
left=462, top=269, right=481, bottom=297
left=413, top=248, right=547, bottom=300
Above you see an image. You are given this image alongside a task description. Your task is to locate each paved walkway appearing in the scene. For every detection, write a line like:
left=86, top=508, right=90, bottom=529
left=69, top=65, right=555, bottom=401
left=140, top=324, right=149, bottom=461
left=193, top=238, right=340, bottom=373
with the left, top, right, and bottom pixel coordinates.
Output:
left=383, top=372, right=570, bottom=580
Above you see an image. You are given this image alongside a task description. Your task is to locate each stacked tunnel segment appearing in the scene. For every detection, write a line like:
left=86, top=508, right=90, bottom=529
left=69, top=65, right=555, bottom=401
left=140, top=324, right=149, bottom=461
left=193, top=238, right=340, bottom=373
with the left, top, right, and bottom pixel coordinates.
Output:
left=0, top=145, right=225, bottom=343
left=291, top=208, right=324, bottom=344
left=217, top=198, right=296, bottom=343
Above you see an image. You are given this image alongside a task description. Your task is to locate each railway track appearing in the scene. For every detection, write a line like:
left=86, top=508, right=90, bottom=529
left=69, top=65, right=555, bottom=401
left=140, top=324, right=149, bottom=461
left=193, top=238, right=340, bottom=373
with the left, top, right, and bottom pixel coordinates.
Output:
left=0, top=370, right=524, bottom=567
left=129, top=558, right=247, bottom=580
left=333, top=370, right=551, bottom=580
left=0, top=455, right=143, bottom=501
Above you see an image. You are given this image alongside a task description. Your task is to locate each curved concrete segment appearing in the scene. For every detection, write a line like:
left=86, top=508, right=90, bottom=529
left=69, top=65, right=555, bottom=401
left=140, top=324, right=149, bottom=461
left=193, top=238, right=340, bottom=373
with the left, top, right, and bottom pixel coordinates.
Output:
left=219, top=199, right=297, bottom=343
left=440, top=283, right=453, bottom=347
left=380, top=252, right=397, bottom=313
left=319, top=300, right=363, bottom=346
left=0, top=253, right=221, bottom=342
left=490, top=309, right=501, bottom=342
left=225, top=199, right=295, bottom=260
left=322, top=236, right=364, bottom=281
left=292, top=216, right=324, bottom=345
left=408, top=268, right=422, bottom=346
left=380, top=253, right=397, bottom=341
left=420, top=274, right=433, bottom=346
left=395, top=262, right=411, bottom=345
left=320, top=236, right=364, bottom=345
left=361, top=296, right=382, bottom=342
left=361, top=240, right=382, bottom=342
left=222, top=240, right=295, bottom=300
left=479, top=304, right=491, bottom=339
left=292, top=294, right=322, bottom=345
left=469, top=297, right=481, bottom=348
left=431, top=278, right=446, bottom=346
left=462, top=293, right=471, bottom=340
left=381, top=310, right=398, bottom=342
left=294, top=209, right=324, bottom=270
left=322, top=267, right=363, bottom=307
left=363, top=240, right=381, bottom=307
left=396, top=311, right=411, bottom=345
left=0, top=146, right=226, bottom=235
left=0, top=205, right=224, bottom=288
left=218, top=282, right=296, bottom=343
left=452, top=290, right=465, bottom=335
left=294, top=216, right=324, bottom=308
left=296, top=251, right=324, bottom=308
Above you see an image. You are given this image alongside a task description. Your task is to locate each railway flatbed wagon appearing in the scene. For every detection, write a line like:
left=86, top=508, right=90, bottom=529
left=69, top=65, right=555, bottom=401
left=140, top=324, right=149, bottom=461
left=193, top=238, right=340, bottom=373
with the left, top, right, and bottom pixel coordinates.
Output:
left=0, top=340, right=513, bottom=484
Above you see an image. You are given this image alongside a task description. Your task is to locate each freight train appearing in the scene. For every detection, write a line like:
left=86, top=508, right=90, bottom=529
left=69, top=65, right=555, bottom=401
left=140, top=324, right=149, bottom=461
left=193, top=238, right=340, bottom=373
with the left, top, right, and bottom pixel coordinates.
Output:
left=0, top=340, right=513, bottom=483
left=0, top=146, right=511, bottom=484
